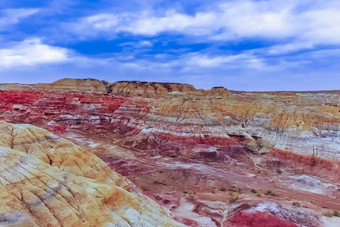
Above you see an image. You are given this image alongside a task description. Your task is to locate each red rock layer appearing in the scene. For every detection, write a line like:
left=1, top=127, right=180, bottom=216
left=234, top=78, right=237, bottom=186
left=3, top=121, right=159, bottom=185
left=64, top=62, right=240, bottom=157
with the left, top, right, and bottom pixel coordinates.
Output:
left=268, top=148, right=340, bottom=182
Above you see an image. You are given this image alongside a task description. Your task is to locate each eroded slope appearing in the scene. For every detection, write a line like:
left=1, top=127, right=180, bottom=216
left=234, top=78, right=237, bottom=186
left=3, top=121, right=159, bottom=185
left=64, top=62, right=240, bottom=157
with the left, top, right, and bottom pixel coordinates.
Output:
left=0, top=121, right=183, bottom=227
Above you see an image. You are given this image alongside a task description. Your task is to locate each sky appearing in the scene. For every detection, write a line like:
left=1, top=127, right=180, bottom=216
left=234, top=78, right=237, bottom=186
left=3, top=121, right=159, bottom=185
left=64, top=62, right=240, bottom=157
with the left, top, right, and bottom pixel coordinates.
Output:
left=0, top=0, right=340, bottom=91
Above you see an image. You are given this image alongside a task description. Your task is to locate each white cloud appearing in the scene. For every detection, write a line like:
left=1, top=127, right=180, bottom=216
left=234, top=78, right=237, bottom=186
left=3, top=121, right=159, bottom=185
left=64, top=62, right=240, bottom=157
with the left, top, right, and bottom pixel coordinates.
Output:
left=0, top=8, right=39, bottom=30
left=300, top=9, right=340, bottom=45
left=68, top=1, right=294, bottom=38
left=0, top=39, right=69, bottom=67
left=68, top=9, right=218, bottom=37
left=66, top=0, right=340, bottom=54
left=214, top=1, right=295, bottom=40
left=122, top=10, right=218, bottom=36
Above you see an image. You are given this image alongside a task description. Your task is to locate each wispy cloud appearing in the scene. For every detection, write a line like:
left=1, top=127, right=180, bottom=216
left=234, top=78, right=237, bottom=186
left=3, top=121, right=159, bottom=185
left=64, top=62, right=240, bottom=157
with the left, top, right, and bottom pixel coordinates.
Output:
left=184, top=53, right=265, bottom=69
left=78, top=14, right=119, bottom=33
left=0, top=8, right=39, bottom=30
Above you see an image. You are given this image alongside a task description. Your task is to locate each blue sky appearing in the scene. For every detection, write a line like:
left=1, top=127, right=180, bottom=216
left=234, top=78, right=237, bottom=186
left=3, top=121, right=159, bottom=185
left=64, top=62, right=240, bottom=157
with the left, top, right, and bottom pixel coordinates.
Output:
left=0, top=0, right=340, bottom=91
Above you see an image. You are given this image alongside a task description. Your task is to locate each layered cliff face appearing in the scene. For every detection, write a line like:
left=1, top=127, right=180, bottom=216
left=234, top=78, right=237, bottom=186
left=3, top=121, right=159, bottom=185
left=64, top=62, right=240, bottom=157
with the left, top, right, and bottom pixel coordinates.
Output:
left=0, top=79, right=339, bottom=226
left=0, top=121, right=183, bottom=226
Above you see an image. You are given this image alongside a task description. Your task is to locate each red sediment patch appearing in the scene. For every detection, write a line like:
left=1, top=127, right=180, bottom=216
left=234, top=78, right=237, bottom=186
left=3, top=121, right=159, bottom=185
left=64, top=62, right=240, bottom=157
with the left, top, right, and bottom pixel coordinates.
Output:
left=174, top=217, right=199, bottom=227
left=0, top=90, right=43, bottom=104
left=268, top=148, right=340, bottom=181
left=225, top=211, right=298, bottom=227
left=0, top=90, right=43, bottom=110
left=65, top=93, right=128, bottom=112
left=48, top=123, right=67, bottom=134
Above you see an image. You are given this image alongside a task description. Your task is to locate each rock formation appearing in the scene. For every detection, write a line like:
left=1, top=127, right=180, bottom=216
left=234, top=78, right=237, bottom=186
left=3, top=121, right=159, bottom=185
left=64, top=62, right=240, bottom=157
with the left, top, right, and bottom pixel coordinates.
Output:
left=0, top=78, right=339, bottom=226
left=0, top=121, right=184, bottom=226
left=36, top=78, right=109, bottom=93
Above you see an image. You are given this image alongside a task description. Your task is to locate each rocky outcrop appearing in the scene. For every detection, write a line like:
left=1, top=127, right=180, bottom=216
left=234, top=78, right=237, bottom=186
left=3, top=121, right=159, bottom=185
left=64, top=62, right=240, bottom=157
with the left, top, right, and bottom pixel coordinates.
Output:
left=110, top=81, right=200, bottom=97
left=1, top=78, right=231, bottom=97
left=35, top=78, right=109, bottom=93
left=0, top=121, right=184, bottom=227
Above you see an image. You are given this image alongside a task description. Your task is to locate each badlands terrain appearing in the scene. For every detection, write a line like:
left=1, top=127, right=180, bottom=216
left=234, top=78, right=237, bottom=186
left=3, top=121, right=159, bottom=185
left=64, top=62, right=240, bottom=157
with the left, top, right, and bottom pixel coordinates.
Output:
left=0, top=78, right=339, bottom=226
